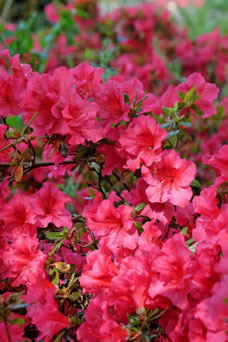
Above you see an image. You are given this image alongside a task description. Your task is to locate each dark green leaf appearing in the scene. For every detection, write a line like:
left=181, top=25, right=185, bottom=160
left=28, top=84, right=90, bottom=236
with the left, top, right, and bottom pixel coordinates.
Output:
left=178, top=91, right=185, bottom=101
left=162, top=106, right=169, bottom=118
left=134, top=221, right=143, bottom=233
left=191, top=179, right=201, bottom=188
left=123, top=93, right=131, bottom=106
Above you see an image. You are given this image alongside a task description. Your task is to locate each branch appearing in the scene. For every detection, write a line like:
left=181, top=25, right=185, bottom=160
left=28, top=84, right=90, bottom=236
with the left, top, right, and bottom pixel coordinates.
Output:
left=0, top=160, right=84, bottom=183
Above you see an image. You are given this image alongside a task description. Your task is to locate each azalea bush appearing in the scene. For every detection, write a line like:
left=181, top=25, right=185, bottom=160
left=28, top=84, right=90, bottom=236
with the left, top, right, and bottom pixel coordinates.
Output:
left=0, top=0, right=228, bottom=341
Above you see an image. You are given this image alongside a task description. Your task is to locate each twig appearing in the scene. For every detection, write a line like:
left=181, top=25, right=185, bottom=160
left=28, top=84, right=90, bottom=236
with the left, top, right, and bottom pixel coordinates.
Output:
left=113, top=170, right=131, bottom=192
left=3, top=316, right=12, bottom=342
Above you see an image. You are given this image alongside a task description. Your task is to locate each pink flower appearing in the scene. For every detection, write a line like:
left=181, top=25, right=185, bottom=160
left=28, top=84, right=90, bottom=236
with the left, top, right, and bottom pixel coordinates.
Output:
left=80, top=246, right=119, bottom=295
left=70, top=62, right=104, bottom=99
left=0, top=67, right=24, bottom=116
left=142, top=149, right=196, bottom=207
left=123, top=178, right=174, bottom=225
left=84, top=196, right=138, bottom=253
left=0, top=193, right=36, bottom=237
left=1, top=49, right=32, bottom=79
left=93, top=80, right=130, bottom=134
left=93, top=79, right=153, bottom=135
left=177, top=73, right=219, bottom=118
left=27, top=287, right=70, bottom=342
left=77, top=295, right=128, bottom=342
left=21, top=67, right=74, bottom=136
left=30, top=182, right=72, bottom=228
left=97, top=143, right=128, bottom=176
left=207, top=144, right=228, bottom=185
left=119, top=115, right=167, bottom=171
left=150, top=233, right=191, bottom=309
left=2, top=235, right=46, bottom=286
left=62, top=88, right=103, bottom=146
left=193, top=186, right=220, bottom=219
left=0, top=124, right=13, bottom=162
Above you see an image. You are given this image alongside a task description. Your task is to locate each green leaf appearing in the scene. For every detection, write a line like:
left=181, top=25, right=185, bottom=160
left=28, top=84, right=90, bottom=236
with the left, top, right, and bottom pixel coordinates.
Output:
left=123, top=93, right=131, bottom=106
left=194, top=94, right=200, bottom=102
left=134, top=221, right=143, bottom=233
left=49, top=240, right=64, bottom=258
left=46, top=232, right=64, bottom=241
left=168, top=133, right=178, bottom=149
left=181, top=227, right=188, bottom=235
left=184, top=86, right=196, bottom=103
left=89, top=189, right=96, bottom=198
left=69, top=316, right=81, bottom=327
left=69, top=291, right=81, bottom=302
left=49, top=267, right=59, bottom=285
left=185, top=238, right=194, bottom=245
left=161, top=120, right=172, bottom=129
left=191, top=179, right=201, bottom=188
left=63, top=226, right=69, bottom=234
left=134, top=203, right=146, bottom=212
left=162, top=106, right=169, bottom=118
left=53, top=330, right=66, bottom=342
left=188, top=242, right=198, bottom=254
left=191, top=104, right=204, bottom=116
left=6, top=114, right=24, bottom=130
left=178, top=91, right=185, bottom=101
left=76, top=8, right=89, bottom=19
left=11, top=318, right=25, bottom=325
left=135, top=95, right=148, bottom=108
left=133, top=88, right=139, bottom=108
left=174, top=102, right=178, bottom=112
left=179, top=121, right=192, bottom=127
left=216, top=106, right=224, bottom=119
left=67, top=272, right=76, bottom=290
left=166, top=130, right=180, bottom=139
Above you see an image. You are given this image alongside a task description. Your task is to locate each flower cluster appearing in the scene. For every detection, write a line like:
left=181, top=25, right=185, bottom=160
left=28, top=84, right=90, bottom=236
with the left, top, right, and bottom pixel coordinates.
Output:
left=0, top=0, right=228, bottom=342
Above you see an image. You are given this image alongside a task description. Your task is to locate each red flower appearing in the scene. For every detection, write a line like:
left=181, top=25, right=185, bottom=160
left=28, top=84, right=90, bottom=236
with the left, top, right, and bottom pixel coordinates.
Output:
left=2, top=235, right=46, bottom=286
left=0, top=67, right=24, bottom=116
left=0, top=193, right=36, bottom=237
left=0, top=124, right=13, bottom=162
left=207, top=144, right=228, bottom=185
left=149, top=233, right=191, bottom=309
left=80, top=246, right=119, bottom=295
left=177, top=72, right=219, bottom=118
left=77, top=295, right=128, bottom=342
left=62, top=88, right=103, bottom=146
left=27, top=287, right=70, bottom=342
left=142, top=149, right=196, bottom=207
left=31, top=182, right=72, bottom=228
left=70, top=62, right=104, bottom=99
left=119, top=115, right=167, bottom=171
left=21, top=67, right=73, bottom=136
left=84, top=196, right=138, bottom=253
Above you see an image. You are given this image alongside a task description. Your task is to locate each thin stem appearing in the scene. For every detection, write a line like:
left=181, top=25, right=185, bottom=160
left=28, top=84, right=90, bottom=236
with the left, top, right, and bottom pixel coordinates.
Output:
left=3, top=316, right=12, bottom=342
left=113, top=170, right=131, bottom=192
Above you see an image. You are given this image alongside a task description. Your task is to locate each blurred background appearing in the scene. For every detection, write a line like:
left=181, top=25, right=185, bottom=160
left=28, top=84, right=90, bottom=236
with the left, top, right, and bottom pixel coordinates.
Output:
left=0, top=0, right=227, bottom=38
